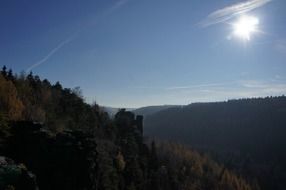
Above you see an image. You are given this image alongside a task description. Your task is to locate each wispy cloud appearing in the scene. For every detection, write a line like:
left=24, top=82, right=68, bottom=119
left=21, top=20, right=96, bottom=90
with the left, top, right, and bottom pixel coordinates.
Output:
left=130, top=81, right=236, bottom=91
left=108, top=0, right=130, bottom=14
left=239, top=80, right=286, bottom=94
left=127, top=79, right=286, bottom=106
left=200, top=0, right=272, bottom=27
left=166, top=82, right=235, bottom=90
left=239, top=79, right=269, bottom=88
left=176, top=79, right=286, bottom=103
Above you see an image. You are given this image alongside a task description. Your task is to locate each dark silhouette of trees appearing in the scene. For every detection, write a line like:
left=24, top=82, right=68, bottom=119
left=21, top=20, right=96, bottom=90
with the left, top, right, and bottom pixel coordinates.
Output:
left=144, top=97, right=286, bottom=190
left=0, top=66, right=257, bottom=190
left=1, top=65, right=7, bottom=78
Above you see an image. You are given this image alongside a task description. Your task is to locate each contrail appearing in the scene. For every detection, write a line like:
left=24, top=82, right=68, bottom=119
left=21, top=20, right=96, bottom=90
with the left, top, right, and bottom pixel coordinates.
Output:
left=26, top=35, right=76, bottom=72
left=199, top=0, right=272, bottom=27
left=26, top=0, right=130, bottom=72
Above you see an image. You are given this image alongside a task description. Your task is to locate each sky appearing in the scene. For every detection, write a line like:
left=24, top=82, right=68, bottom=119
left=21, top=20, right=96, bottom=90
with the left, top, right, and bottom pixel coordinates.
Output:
left=1, top=0, right=286, bottom=108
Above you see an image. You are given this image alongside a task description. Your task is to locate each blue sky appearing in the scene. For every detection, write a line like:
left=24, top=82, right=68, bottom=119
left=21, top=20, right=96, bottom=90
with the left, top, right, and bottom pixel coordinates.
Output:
left=1, top=0, right=286, bottom=107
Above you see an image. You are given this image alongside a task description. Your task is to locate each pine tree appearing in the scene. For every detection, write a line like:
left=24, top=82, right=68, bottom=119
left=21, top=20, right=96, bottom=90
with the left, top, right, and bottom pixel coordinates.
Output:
left=1, top=65, right=7, bottom=78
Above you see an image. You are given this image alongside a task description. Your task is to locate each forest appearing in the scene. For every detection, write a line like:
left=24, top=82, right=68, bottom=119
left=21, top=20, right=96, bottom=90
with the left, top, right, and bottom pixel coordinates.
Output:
left=0, top=66, right=257, bottom=190
left=144, top=96, right=286, bottom=190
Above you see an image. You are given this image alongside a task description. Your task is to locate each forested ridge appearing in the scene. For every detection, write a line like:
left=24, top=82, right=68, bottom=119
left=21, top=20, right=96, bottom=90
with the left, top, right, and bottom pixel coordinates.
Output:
left=0, top=66, right=256, bottom=190
left=144, top=96, right=286, bottom=190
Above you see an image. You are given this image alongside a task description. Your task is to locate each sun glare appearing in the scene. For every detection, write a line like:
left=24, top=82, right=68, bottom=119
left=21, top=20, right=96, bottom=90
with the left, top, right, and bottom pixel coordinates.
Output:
left=233, top=15, right=259, bottom=41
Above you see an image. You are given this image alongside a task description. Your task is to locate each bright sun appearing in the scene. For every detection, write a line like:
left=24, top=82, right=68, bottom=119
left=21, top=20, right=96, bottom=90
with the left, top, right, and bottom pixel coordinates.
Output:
left=233, top=15, right=259, bottom=41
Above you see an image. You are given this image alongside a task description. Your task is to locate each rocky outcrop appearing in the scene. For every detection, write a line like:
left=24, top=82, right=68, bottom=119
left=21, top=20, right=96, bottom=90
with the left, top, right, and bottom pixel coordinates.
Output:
left=6, top=121, right=98, bottom=190
left=0, top=156, right=38, bottom=190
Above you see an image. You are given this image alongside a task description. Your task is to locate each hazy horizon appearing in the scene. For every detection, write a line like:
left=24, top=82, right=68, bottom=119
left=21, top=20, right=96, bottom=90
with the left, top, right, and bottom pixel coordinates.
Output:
left=99, top=94, right=286, bottom=109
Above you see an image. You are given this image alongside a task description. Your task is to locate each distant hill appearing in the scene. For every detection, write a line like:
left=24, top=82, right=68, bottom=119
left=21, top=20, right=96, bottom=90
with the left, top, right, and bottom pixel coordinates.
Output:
left=132, top=105, right=181, bottom=117
left=102, top=105, right=181, bottom=117
left=101, top=106, right=135, bottom=117
left=144, top=96, right=286, bottom=190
